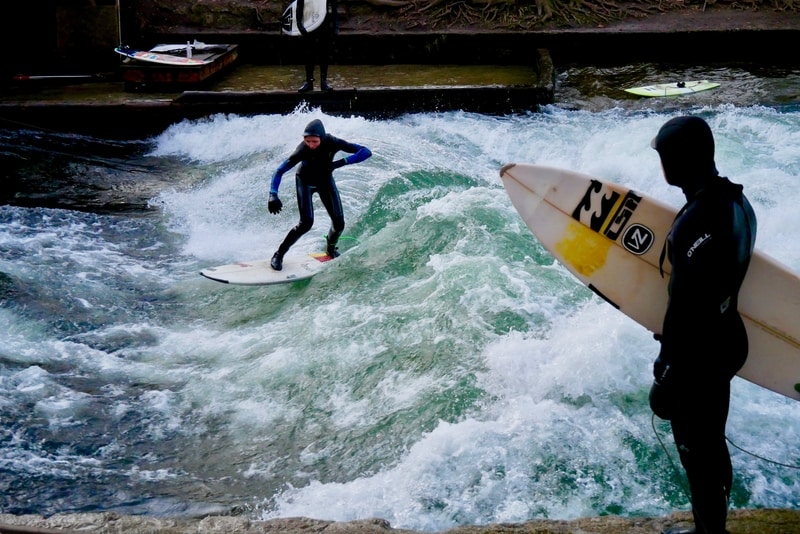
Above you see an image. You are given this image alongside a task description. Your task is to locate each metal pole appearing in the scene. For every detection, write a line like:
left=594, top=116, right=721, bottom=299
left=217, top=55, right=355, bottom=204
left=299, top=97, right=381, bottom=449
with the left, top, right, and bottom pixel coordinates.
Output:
left=116, top=0, right=123, bottom=46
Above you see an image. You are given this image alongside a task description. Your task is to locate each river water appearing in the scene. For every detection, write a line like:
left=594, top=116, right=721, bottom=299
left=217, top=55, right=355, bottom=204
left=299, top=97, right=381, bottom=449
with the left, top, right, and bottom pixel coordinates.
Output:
left=1, top=64, right=799, bottom=530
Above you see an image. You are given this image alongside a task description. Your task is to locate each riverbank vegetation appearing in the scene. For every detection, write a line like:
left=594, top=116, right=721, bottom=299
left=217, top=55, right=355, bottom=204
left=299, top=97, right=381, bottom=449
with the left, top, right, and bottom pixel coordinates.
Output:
left=132, top=0, right=799, bottom=34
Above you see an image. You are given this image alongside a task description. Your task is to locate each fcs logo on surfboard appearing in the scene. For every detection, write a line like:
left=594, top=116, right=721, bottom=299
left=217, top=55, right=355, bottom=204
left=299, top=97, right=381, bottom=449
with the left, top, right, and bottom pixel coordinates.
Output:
left=571, top=179, right=655, bottom=255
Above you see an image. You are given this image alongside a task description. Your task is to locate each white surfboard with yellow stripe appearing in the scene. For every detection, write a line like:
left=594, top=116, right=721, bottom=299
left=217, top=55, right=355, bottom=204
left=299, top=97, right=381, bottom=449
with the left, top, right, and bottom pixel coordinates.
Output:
left=500, top=163, right=800, bottom=401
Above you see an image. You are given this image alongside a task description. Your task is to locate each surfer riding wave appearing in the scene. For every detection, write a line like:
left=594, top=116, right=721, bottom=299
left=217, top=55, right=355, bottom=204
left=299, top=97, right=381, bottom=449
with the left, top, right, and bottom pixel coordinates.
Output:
left=267, top=119, right=371, bottom=271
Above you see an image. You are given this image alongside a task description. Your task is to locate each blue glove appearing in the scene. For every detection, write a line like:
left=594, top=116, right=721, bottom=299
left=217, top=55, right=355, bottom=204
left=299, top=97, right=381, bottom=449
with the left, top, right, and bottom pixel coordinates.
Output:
left=268, top=193, right=282, bottom=214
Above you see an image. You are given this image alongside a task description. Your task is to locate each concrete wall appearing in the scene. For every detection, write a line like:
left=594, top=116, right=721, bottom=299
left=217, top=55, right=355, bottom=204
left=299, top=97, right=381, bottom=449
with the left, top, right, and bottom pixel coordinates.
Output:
left=3, top=0, right=119, bottom=77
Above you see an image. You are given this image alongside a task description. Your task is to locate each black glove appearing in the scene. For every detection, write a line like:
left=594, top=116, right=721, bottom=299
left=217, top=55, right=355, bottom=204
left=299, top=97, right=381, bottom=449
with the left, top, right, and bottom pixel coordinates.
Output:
left=652, top=356, right=669, bottom=383
left=331, top=159, right=346, bottom=171
left=268, top=193, right=282, bottom=214
left=649, top=380, right=673, bottom=421
left=649, top=351, right=677, bottom=420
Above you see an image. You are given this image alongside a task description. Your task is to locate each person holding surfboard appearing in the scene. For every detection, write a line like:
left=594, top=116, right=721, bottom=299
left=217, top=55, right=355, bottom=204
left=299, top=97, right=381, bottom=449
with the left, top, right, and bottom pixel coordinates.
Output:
left=296, top=0, right=337, bottom=92
left=648, top=116, right=757, bottom=534
left=267, top=119, right=371, bottom=271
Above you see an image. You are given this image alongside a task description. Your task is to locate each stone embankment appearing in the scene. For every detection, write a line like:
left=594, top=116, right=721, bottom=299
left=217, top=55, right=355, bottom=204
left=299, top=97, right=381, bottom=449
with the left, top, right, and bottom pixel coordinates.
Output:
left=2, top=508, right=800, bottom=534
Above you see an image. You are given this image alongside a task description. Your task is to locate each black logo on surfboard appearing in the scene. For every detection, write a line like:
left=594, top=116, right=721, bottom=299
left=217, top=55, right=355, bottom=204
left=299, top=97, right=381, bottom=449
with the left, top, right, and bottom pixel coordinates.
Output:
left=572, top=179, right=653, bottom=255
left=621, top=223, right=654, bottom=255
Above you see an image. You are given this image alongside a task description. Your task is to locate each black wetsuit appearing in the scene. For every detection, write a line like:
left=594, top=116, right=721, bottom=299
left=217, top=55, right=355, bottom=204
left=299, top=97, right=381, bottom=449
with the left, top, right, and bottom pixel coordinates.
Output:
left=650, top=117, right=757, bottom=534
left=655, top=176, right=756, bottom=533
left=269, top=119, right=371, bottom=257
left=296, top=0, right=338, bottom=85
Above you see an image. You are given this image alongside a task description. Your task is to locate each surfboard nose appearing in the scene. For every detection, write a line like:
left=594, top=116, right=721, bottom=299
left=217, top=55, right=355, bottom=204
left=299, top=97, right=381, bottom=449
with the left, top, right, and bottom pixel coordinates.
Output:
left=500, top=163, right=563, bottom=210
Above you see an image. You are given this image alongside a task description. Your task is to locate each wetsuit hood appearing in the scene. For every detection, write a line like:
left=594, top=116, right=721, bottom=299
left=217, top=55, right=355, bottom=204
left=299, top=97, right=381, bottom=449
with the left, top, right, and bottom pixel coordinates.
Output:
left=303, top=119, right=326, bottom=138
left=652, top=116, right=719, bottom=193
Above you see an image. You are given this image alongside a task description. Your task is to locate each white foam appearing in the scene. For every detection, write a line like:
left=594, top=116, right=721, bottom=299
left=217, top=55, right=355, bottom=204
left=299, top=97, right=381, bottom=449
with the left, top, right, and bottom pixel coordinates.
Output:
left=4, top=104, right=800, bottom=524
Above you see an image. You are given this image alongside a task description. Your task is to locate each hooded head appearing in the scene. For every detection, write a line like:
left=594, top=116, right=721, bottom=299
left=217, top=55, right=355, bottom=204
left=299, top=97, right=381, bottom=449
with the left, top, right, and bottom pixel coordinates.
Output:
left=651, top=115, right=718, bottom=189
left=303, top=119, right=326, bottom=139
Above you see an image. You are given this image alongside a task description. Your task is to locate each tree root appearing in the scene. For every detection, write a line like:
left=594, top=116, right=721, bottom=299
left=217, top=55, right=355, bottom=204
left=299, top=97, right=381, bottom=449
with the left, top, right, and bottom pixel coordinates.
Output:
left=384, top=0, right=793, bottom=30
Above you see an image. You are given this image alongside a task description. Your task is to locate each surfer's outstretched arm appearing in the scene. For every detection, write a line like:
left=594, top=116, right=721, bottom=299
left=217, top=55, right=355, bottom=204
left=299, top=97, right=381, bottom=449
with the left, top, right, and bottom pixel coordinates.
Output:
left=270, top=158, right=295, bottom=196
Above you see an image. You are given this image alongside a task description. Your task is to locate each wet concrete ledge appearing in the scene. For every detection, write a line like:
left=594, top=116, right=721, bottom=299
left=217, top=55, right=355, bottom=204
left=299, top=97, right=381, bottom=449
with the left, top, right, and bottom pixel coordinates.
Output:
left=174, top=82, right=553, bottom=116
left=158, top=26, right=800, bottom=68
left=3, top=10, right=800, bottom=138
left=0, top=48, right=553, bottom=139
left=0, top=85, right=551, bottom=139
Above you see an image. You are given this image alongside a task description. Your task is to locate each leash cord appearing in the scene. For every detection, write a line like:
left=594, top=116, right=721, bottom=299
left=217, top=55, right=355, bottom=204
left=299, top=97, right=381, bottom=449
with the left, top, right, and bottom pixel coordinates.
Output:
left=651, top=413, right=800, bottom=474
left=725, top=434, right=800, bottom=470
left=651, top=413, right=692, bottom=501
